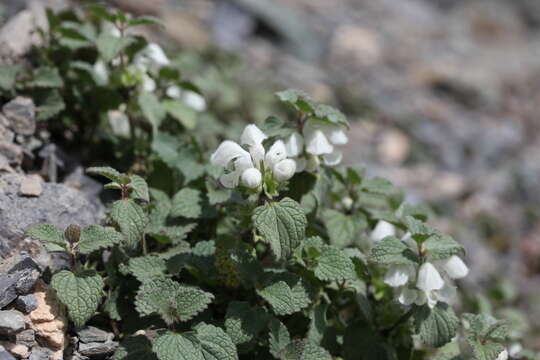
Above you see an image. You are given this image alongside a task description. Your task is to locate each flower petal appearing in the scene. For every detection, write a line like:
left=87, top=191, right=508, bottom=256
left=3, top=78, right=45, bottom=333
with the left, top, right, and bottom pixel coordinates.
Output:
left=436, top=282, right=456, bottom=304
left=384, top=265, right=414, bottom=287
left=273, top=159, right=296, bottom=182
left=241, top=168, right=262, bottom=189
left=183, top=91, right=206, bottom=112
left=285, top=132, right=304, bottom=157
left=265, top=140, right=287, bottom=168
left=323, top=125, right=348, bottom=145
left=240, top=124, right=267, bottom=147
left=305, top=129, right=334, bottom=155
left=210, top=140, right=251, bottom=167
left=322, top=151, right=342, bottom=166
left=398, top=287, right=418, bottom=306
left=250, top=143, right=266, bottom=169
left=416, top=262, right=444, bottom=292
left=219, top=171, right=241, bottom=189
left=370, top=220, right=396, bottom=242
left=441, top=255, right=469, bottom=279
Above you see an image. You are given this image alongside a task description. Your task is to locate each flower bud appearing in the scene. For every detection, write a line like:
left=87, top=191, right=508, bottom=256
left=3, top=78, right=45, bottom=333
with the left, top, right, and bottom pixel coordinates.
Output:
left=440, top=255, right=469, bottom=279
left=273, top=159, right=296, bottom=182
left=241, top=168, right=262, bottom=189
left=342, top=196, right=353, bottom=210
left=64, top=224, right=81, bottom=244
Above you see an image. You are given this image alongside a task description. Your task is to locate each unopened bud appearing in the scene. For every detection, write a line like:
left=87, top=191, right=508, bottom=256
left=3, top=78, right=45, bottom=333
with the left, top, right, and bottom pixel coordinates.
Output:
left=64, top=224, right=81, bottom=244
left=273, top=159, right=296, bottom=182
left=241, top=168, right=262, bottom=189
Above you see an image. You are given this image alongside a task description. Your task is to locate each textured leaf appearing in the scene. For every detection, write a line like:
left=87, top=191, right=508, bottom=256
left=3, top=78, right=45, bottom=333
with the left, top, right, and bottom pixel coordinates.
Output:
left=139, top=91, right=165, bottom=131
left=36, top=89, right=65, bottom=121
left=269, top=318, right=290, bottom=358
left=27, top=224, right=65, bottom=247
left=87, top=166, right=128, bottom=184
left=162, top=100, right=197, bottom=130
left=322, top=210, right=363, bottom=248
left=283, top=339, right=332, bottom=360
left=467, top=340, right=505, bottom=360
left=111, top=199, right=149, bottom=249
left=307, top=303, right=328, bottom=344
left=369, top=236, right=418, bottom=266
left=153, top=331, right=204, bottom=360
left=0, top=64, right=21, bottom=90
left=252, top=197, right=306, bottom=260
left=403, top=216, right=437, bottom=240
left=275, top=89, right=315, bottom=113
left=130, top=175, right=150, bottom=202
left=135, top=278, right=178, bottom=318
left=127, top=256, right=167, bottom=282
left=96, top=33, right=134, bottom=62
left=414, top=304, right=459, bottom=348
left=114, top=335, right=158, bottom=360
left=424, top=234, right=464, bottom=261
left=224, top=301, right=269, bottom=345
left=361, top=177, right=395, bottom=195
left=51, top=270, right=104, bottom=328
left=314, top=104, right=348, bottom=127
left=195, top=323, right=238, bottom=360
left=31, top=67, right=63, bottom=88
left=171, top=188, right=202, bottom=219
left=128, top=16, right=163, bottom=27
left=175, top=286, right=214, bottom=322
left=206, top=180, right=231, bottom=205
left=257, top=273, right=311, bottom=316
left=314, top=246, right=356, bottom=281
left=79, top=225, right=123, bottom=254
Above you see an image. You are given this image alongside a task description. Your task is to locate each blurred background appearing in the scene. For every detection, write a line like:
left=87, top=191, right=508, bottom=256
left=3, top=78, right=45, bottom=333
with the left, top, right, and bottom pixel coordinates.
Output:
left=2, top=0, right=540, bottom=347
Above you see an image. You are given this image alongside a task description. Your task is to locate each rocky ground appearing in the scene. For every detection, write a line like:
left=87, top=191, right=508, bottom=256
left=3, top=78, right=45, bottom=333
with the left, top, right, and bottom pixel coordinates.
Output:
left=1, top=0, right=540, bottom=356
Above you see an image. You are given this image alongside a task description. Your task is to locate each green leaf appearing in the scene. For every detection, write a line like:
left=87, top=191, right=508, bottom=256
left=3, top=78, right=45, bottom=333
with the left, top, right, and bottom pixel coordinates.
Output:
left=269, top=318, right=290, bottom=358
left=31, top=67, right=63, bottom=88
left=283, top=339, right=332, bottom=360
left=403, top=216, right=437, bottom=240
left=252, top=197, right=307, bottom=260
left=424, top=234, right=464, bottom=261
left=135, top=278, right=178, bottom=319
left=206, top=180, right=231, bottom=205
left=257, top=273, right=312, bottom=316
left=307, top=303, right=328, bottom=344
left=171, top=188, right=202, bottom=219
left=51, top=270, right=104, bottom=328
left=128, top=16, right=163, bottom=27
left=87, top=166, right=128, bottom=184
left=111, top=199, right=149, bottom=249
left=130, top=175, right=150, bottom=202
left=313, top=246, right=356, bottom=281
left=36, top=90, right=65, bottom=121
left=275, top=89, right=315, bottom=113
left=468, top=342, right=505, bottom=360
left=26, top=224, right=65, bottom=247
left=314, top=104, right=348, bottom=127
left=96, top=33, right=134, bottom=62
left=195, top=323, right=238, bottom=360
left=0, top=64, right=21, bottom=90
left=79, top=225, right=123, bottom=254
left=127, top=256, right=167, bottom=282
left=361, top=177, right=395, bottom=195
left=414, top=304, right=459, bottom=348
left=174, top=286, right=214, bottom=322
left=114, top=335, right=158, bottom=360
left=368, top=236, right=418, bottom=266
left=343, top=322, right=393, bottom=360
left=224, top=301, right=269, bottom=345
left=139, top=91, right=166, bottom=132
left=162, top=100, right=197, bottom=130
left=153, top=331, right=204, bottom=360
left=322, top=209, right=364, bottom=248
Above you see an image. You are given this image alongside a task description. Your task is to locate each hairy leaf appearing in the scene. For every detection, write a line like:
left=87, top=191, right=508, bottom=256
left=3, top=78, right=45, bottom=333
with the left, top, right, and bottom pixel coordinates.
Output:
left=225, top=301, right=269, bottom=345
left=127, top=256, right=167, bottom=282
left=369, top=236, right=418, bottom=266
left=195, top=323, right=238, bottom=360
left=313, top=246, right=356, bottom=281
left=414, top=304, right=459, bottom=348
left=171, top=188, right=202, bottom=219
left=153, top=331, right=204, bottom=360
left=111, top=199, right=149, bottom=249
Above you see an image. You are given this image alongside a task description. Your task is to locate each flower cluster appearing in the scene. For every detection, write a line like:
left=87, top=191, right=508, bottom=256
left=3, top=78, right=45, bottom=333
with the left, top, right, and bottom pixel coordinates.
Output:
left=285, top=119, right=348, bottom=172
left=371, top=220, right=469, bottom=309
left=211, top=124, right=296, bottom=189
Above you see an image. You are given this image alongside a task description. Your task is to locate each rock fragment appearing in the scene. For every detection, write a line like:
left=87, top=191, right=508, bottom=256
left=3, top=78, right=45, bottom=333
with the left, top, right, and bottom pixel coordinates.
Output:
left=0, top=310, right=25, bottom=335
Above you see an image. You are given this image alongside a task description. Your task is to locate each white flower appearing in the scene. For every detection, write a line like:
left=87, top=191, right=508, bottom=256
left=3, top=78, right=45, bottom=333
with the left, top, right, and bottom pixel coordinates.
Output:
left=439, top=255, right=469, bottom=279
left=166, top=85, right=182, bottom=98
left=508, top=343, right=522, bottom=358
left=370, top=220, right=396, bottom=242
left=211, top=124, right=296, bottom=188
left=241, top=168, right=262, bottom=189
left=141, top=73, right=156, bottom=92
left=417, top=262, right=444, bottom=293
left=167, top=86, right=207, bottom=112
left=134, top=43, right=170, bottom=71
left=384, top=265, right=415, bottom=287
left=285, top=132, right=304, bottom=158
left=342, top=197, right=353, bottom=210
left=303, top=120, right=348, bottom=166
left=496, top=349, right=508, bottom=360
left=107, top=109, right=131, bottom=138
left=273, top=159, right=296, bottom=182
left=93, top=60, right=109, bottom=85
left=397, top=287, right=418, bottom=306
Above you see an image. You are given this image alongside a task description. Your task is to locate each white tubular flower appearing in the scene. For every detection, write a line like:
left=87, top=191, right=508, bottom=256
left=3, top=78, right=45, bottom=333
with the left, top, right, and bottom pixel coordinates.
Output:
left=166, top=85, right=181, bottom=99
left=241, top=124, right=268, bottom=147
left=273, top=159, right=296, bottom=182
left=141, top=73, right=156, bottom=92
left=285, top=132, right=304, bottom=157
left=265, top=140, right=287, bottom=168
left=496, top=349, right=508, bottom=360
left=135, top=43, right=170, bottom=70
left=210, top=140, right=252, bottom=188
left=397, top=287, right=418, bottom=306
left=436, top=282, right=457, bottom=304
left=416, top=262, right=444, bottom=293
left=322, top=151, right=342, bottom=166
left=302, top=120, right=348, bottom=168
left=440, top=255, right=469, bottom=279
left=384, top=265, right=415, bottom=287
left=241, top=168, right=262, bottom=189
left=305, top=129, right=334, bottom=155
left=183, top=91, right=206, bottom=112
left=370, top=220, right=396, bottom=242
left=93, top=60, right=109, bottom=85
left=508, top=343, right=522, bottom=358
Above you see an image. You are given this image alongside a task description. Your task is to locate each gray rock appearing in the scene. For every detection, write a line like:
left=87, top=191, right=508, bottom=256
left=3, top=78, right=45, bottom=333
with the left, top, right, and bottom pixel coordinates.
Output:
left=0, top=256, right=41, bottom=308
left=28, top=346, right=52, bottom=360
left=77, top=326, right=113, bottom=344
left=78, top=341, right=118, bottom=357
left=0, top=174, right=104, bottom=259
left=14, top=329, right=35, bottom=347
left=15, top=294, right=37, bottom=313
left=2, top=97, right=35, bottom=136
left=0, top=310, right=25, bottom=335
left=0, top=346, right=16, bottom=360
left=0, top=142, right=23, bottom=166
left=0, top=277, right=17, bottom=310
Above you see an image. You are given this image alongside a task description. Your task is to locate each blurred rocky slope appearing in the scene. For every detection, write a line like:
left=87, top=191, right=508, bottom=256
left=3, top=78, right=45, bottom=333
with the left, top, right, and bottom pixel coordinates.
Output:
left=2, top=0, right=540, bottom=331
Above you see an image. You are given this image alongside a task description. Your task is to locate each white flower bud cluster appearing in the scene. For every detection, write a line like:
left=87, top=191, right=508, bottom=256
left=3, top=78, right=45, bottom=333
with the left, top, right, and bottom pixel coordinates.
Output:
left=371, top=220, right=469, bottom=309
left=210, top=124, right=297, bottom=189
left=285, top=119, right=348, bottom=172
